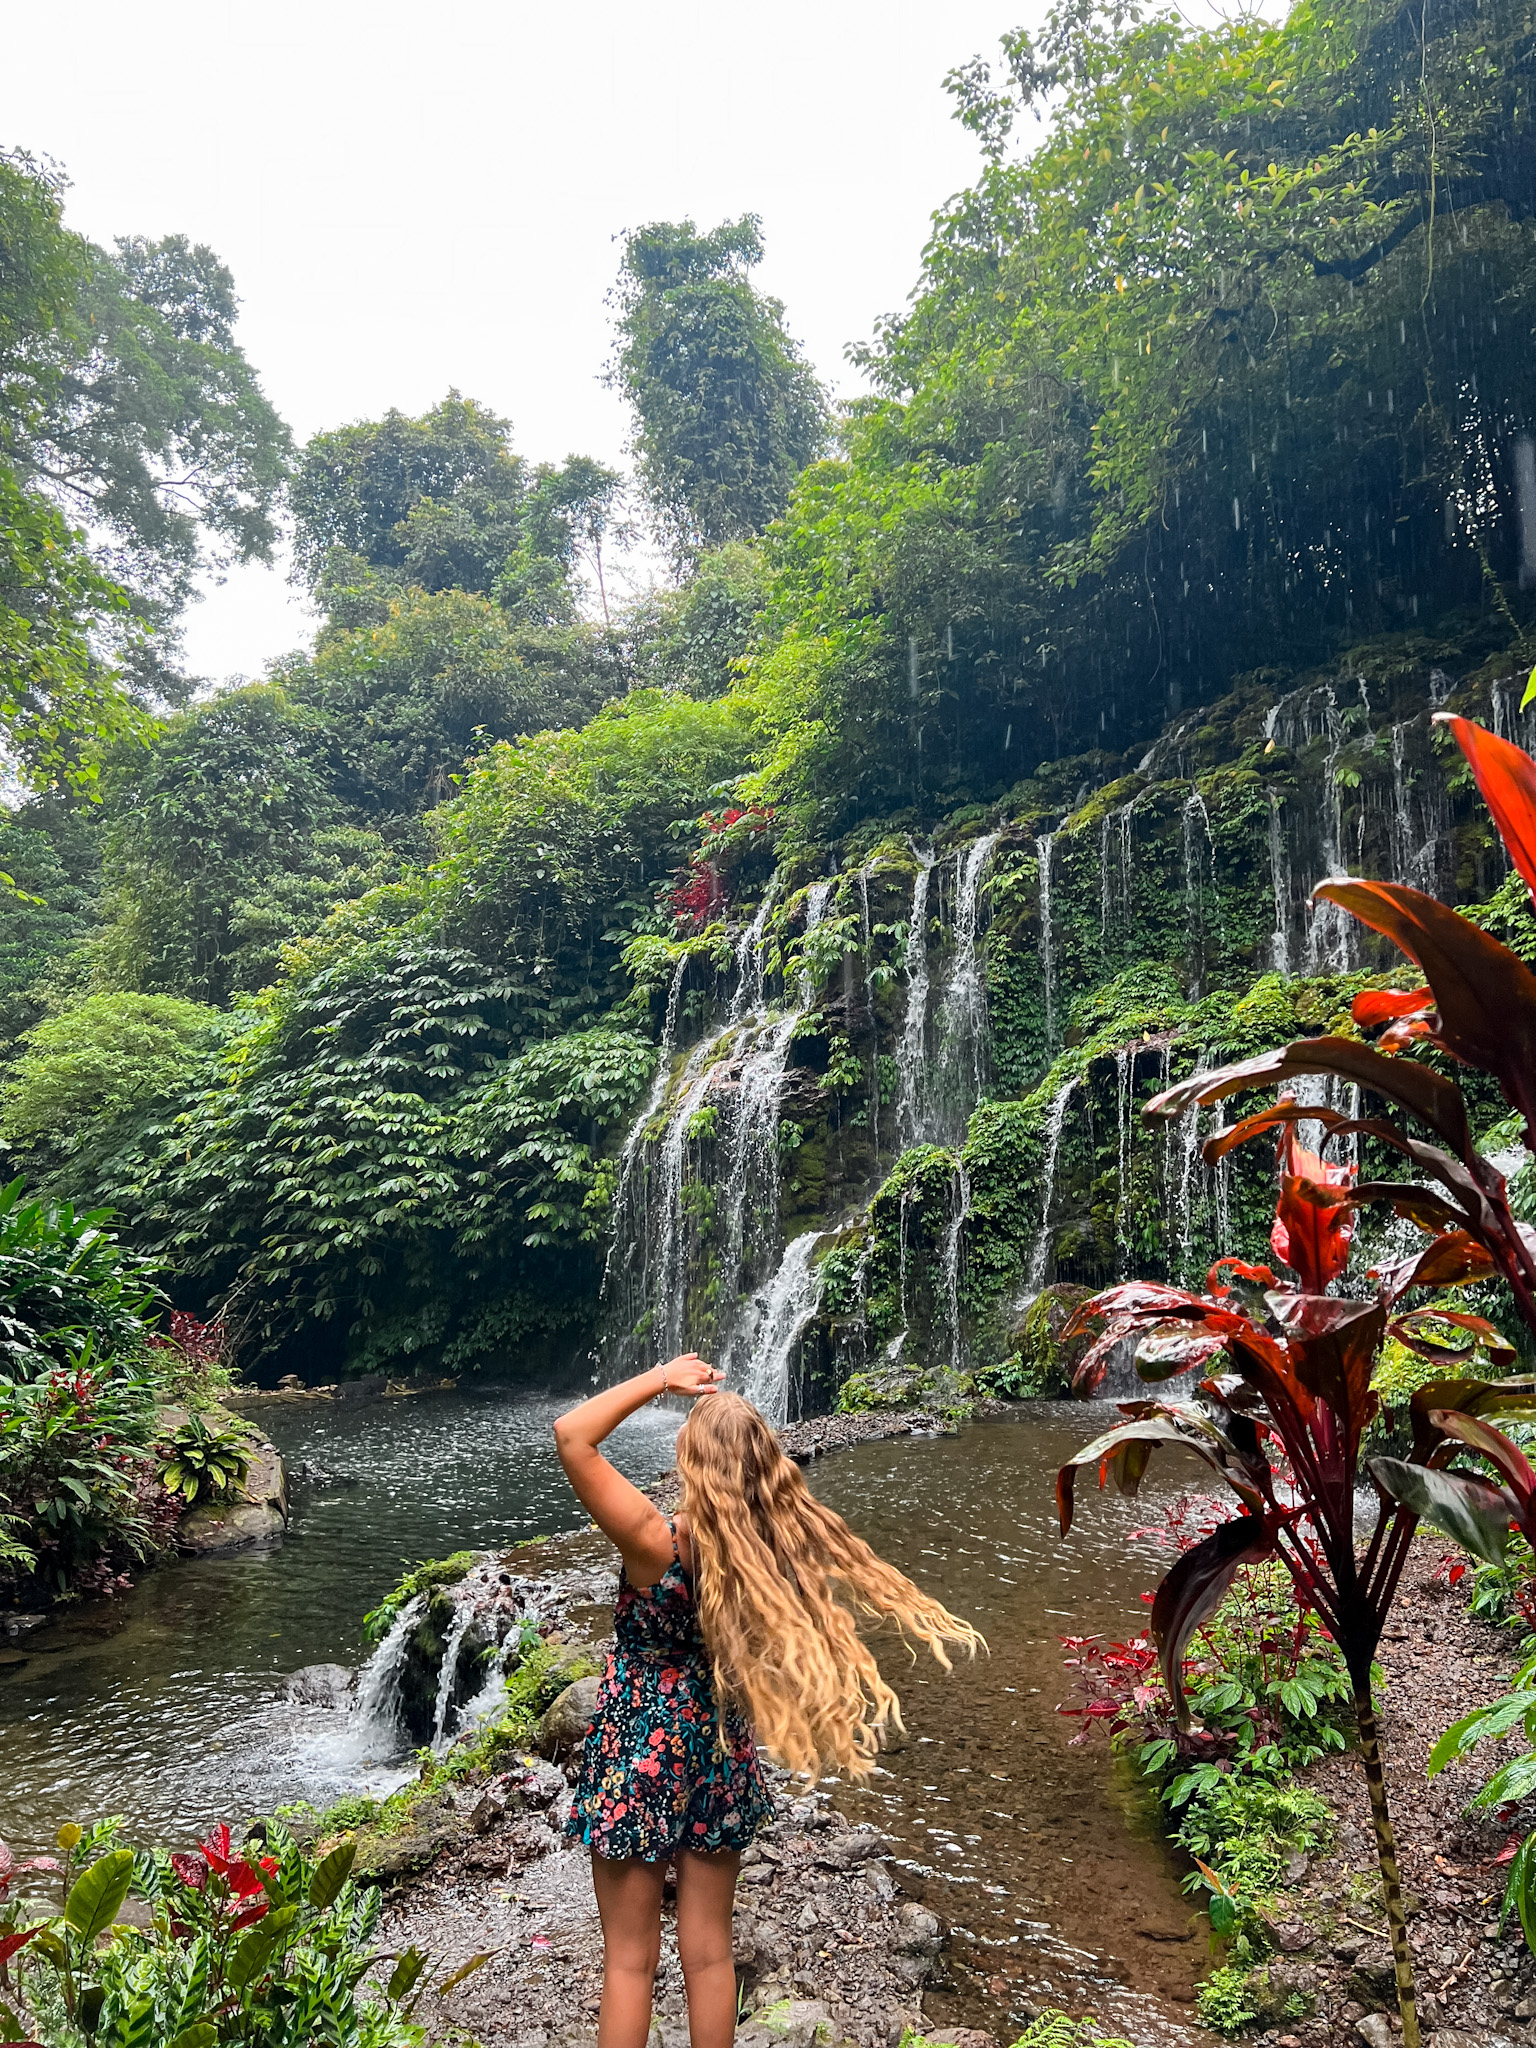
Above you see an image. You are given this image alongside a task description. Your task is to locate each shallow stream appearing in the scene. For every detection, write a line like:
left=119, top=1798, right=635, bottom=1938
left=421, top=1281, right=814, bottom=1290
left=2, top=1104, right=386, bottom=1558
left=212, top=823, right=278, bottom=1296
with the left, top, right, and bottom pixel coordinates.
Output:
left=1, top=1397, right=1205, bottom=2036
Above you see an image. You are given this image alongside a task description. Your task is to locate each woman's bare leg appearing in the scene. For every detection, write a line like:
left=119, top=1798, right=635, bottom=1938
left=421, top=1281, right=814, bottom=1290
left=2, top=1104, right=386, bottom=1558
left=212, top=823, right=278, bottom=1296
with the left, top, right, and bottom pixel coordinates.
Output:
left=674, top=1849, right=741, bottom=2048
left=591, top=1853, right=667, bottom=2048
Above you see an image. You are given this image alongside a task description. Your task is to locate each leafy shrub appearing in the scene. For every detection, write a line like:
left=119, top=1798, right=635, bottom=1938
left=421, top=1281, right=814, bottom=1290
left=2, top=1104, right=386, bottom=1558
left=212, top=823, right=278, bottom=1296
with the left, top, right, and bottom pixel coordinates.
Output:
left=0, top=1182, right=161, bottom=1384
left=154, top=1412, right=254, bottom=1505
left=1196, top=1964, right=1262, bottom=2035
left=0, top=1819, right=428, bottom=2046
left=0, top=1369, right=163, bottom=1603
left=361, top=1550, right=479, bottom=1644
left=0, top=991, right=228, bottom=1202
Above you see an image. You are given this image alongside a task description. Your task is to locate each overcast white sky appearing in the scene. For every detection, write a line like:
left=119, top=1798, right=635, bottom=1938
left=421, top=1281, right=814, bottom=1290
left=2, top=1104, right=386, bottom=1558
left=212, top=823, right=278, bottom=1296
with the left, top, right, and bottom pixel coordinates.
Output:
left=4, top=0, right=1047, bottom=684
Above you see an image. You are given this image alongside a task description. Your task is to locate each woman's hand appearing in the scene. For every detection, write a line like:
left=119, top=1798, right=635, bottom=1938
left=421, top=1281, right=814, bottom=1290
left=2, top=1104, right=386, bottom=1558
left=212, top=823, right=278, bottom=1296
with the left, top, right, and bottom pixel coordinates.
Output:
left=660, top=1352, right=724, bottom=1398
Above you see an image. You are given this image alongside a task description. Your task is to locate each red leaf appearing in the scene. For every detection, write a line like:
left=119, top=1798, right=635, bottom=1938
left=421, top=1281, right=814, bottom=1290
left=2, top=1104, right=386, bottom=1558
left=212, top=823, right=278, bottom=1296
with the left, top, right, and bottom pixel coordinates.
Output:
left=1207, top=1257, right=1279, bottom=1296
left=171, top=1852, right=208, bottom=1891
left=199, top=1824, right=232, bottom=1873
left=1271, top=1118, right=1357, bottom=1292
left=1314, top=878, right=1536, bottom=1139
left=229, top=1901, right=269, bottom=1930
left=1353, top=986, right=1434, bottom=1029
left=1149, top=1035, right=1470, bottom=1157
left=0, top=1924, right=41, bottom=1966
left=1270, top=1294, right=1384, bottom=1458
left=1437, top=713, right=1536, bottom=910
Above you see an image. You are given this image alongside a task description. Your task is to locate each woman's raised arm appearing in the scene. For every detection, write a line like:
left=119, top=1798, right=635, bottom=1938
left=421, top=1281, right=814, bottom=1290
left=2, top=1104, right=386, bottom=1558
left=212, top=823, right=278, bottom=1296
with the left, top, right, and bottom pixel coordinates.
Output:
left=553, top=1355, right=722, bottom=1584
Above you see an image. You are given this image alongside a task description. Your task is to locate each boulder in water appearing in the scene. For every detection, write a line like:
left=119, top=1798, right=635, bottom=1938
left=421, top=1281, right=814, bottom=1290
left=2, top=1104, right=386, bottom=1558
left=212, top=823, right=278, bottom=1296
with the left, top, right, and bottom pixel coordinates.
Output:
left=279, top=1662, right=355, bottom=1707
left=536, top=1675, right=602, bottom=1756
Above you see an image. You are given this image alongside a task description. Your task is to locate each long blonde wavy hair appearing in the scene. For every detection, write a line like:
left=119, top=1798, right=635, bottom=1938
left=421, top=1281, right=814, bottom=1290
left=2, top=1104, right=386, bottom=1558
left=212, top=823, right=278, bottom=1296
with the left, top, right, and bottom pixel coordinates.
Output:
left=674, top=1391, right=982, bottom=1778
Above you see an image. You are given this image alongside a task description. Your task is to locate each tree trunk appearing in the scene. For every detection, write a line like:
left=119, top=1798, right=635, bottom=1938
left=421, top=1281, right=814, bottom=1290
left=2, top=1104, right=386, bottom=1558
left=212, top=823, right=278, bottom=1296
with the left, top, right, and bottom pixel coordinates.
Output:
left=1356, top=1689, right=1419, bottom=2048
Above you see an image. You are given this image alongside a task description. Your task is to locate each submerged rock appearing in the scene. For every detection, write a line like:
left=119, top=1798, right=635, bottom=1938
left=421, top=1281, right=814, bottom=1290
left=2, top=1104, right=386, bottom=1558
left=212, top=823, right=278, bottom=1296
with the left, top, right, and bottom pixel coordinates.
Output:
left=278, top=1662, right=355, bottom=1708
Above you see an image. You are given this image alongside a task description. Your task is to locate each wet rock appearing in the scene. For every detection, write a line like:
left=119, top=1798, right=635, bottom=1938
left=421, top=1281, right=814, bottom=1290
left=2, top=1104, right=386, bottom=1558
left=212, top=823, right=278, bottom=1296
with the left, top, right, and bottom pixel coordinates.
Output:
left=918, top=2031, right=995, bottom=2048
left=895, top=1901, right=942, bottom=1956
left=536, top=1675, right=602, bottom=1757
left=1, top=1614, right=44, bottom=1637
left=858, top=1862, right=897, bottom=1901
left=741, top=1998, right=835, bottom=2048
left=812, top=1827, right=892, bottom=1870
left=278, top=1661, right=355, bottom=1707
left=1354, top=2025, right=1393, bottom=2048
left=335, top=1373, right=387, bottom=1400
left=467, top=1787, right=507, bottom=1836
left=1347, top=1945, right=1397, bottom=2005
left=177, top=1432, right=287, bottom=1554
left=513, top=1757, right=569, bottom=1810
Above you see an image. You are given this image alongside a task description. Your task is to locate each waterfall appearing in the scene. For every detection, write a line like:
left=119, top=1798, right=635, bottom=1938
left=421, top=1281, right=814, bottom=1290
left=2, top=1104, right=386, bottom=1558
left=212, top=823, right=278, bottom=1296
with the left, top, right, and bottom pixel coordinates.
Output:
left=933, top=833, right=1000, bottom=1142
left=726, top=1230, right=824, bottom=1426
left=941, top=1159, right=972, bottom=1372
left=1037, top=833, right=1058, bottom=1050
left=1267, top=791, right=1292, bottom=977
left=351, top=1595, right=424, bottom=1743
left=429, top=1605, right=476, bottom=1752
left=728, top=880, right=778, bottom=1025
left=1181, top=786, right=1222, bottom=995
left=711, top=881, right=833, bottom=1379
left=1114, top=1048, right=1134, bottom=1277
left=895, top=852, right=937, bottom=1149
left=1304, top=685, right=1356, bottom=973
left=1027, top=1078, right=1076, bottom=1290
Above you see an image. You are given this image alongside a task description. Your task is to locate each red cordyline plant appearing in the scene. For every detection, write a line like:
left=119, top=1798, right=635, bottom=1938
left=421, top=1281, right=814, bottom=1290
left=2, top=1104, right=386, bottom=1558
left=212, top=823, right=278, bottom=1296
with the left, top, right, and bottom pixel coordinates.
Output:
left=1057, top=710, right=1536, bottom=2048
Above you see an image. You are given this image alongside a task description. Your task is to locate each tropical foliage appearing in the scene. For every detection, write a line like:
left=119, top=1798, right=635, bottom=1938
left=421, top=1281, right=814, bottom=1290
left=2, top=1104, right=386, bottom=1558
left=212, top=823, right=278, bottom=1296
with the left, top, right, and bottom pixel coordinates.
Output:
left=0, top=1821, right=428, bottom=2046
left=1059, top=708, right=1536, bottom=2043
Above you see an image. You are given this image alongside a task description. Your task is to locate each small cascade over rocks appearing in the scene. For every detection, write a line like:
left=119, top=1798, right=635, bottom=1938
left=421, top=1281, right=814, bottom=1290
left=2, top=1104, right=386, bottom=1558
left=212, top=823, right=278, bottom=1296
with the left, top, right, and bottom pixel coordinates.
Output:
left=346, top=1557, right=618, bottom=1759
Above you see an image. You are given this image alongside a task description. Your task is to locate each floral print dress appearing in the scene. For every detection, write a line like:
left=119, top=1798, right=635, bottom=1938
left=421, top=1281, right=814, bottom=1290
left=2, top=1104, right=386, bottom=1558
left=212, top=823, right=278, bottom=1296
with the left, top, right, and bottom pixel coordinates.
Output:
left=567, top=1518, right=773, bottom=1861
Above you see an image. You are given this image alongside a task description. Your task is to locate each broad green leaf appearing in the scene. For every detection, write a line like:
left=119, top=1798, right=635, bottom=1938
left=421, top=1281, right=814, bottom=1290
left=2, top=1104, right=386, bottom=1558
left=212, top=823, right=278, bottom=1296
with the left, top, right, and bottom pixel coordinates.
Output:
left=168, top=2028, right=217, bottom=2048
left=307, top=1840, right=356, bottom=1911
left=1429, top=1691, right=1536, bottom=1774
left=1476, top=1749, right=1536, bottom=1809
left=64, top=1850, right=135, bottom=1943
left=227, top=1904, right=297, bottom=1991
left=386, top=1945, right=429, bottom=2001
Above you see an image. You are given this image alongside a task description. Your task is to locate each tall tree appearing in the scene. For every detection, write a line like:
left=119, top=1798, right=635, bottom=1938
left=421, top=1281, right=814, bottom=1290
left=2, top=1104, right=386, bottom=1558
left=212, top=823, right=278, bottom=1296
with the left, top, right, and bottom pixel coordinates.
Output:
left=0, top=148, right=290, bottom=767
left=608, top=216, right=826, bottom=567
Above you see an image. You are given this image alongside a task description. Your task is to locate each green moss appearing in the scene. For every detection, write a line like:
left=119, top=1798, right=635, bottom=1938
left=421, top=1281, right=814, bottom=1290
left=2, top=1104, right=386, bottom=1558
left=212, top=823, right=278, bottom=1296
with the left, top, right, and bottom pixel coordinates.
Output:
left=362, top=1549, right=479, bottom=1644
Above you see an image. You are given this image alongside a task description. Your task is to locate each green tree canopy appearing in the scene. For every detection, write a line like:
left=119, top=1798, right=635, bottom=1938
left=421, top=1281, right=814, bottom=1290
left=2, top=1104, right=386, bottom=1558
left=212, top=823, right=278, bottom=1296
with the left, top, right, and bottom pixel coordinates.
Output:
left=733, top=0, right=1536, bottom=832
left=609, top=215, right=827, bottom=566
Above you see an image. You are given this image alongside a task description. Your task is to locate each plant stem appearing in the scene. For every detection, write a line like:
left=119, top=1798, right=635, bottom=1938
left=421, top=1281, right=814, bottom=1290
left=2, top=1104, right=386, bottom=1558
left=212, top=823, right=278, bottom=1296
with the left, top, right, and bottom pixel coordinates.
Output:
left=1355, top=1688, right=1420, bottom=2048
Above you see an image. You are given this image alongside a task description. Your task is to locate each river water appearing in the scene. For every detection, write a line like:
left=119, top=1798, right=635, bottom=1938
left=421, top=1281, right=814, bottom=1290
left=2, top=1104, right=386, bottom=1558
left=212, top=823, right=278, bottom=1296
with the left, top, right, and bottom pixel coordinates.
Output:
left=0, top=1396, right=1205, bottom=2036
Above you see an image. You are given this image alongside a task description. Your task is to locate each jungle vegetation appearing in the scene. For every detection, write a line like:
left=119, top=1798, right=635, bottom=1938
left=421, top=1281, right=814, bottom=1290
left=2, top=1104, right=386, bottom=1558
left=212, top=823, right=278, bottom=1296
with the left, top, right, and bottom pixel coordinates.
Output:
left=0, top=0, right=1533, bottom=1379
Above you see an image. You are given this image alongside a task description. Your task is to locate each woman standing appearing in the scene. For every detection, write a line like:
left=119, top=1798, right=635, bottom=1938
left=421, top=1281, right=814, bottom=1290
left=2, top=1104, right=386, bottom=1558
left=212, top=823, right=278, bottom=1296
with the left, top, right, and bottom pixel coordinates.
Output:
left=554, top=1354, right=980, bottom=2048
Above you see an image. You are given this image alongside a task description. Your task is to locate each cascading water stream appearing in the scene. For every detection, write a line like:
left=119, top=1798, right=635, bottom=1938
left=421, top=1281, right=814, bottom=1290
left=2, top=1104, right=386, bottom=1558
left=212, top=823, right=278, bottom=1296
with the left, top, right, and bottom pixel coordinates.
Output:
left=727, top=1230, right=824, bottom=1425
left=429, top=1605, right=476, bottom=1752
left=1114, top=1048, right=1134, bottom=1277
left=933, top=833, right=1000, bottom=1143
left=1037, top=832, right=1058, bottom=1051
left=351, top=1595, right=425, bottom=1742
left=1027, top=1078, right=1076, bottom=1291
left=1305, top=684, right=1356, bottom=974
left=895, top=852, right=937, bottom=1149
left=941, top=1160, right=972, bottom=1373
left=728, top=879, right=779, bottom=1025
left=1267, top=791, right=1292, bottom=977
